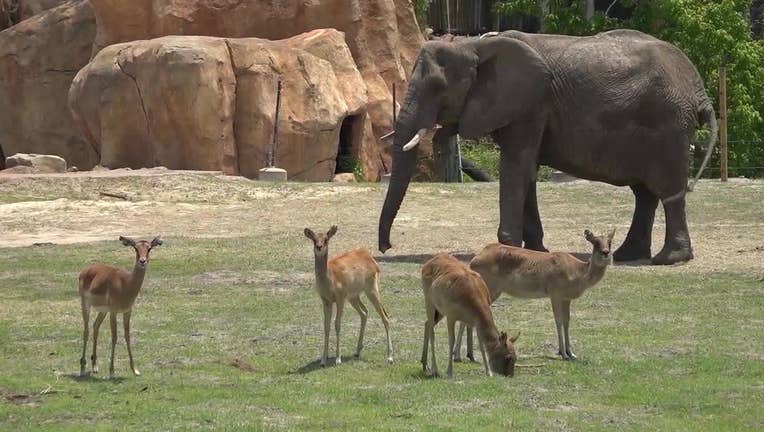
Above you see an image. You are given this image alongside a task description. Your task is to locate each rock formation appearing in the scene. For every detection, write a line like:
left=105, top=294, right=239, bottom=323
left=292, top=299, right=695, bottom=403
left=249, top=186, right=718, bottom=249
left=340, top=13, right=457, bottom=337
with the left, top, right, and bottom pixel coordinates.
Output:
left=2, top=0, right=427, bottom=180
left=84, top=0, right=424, bottom=180
left=70, top=30, right=372, bottom=181
left=0, top=0, right=96, bottom=168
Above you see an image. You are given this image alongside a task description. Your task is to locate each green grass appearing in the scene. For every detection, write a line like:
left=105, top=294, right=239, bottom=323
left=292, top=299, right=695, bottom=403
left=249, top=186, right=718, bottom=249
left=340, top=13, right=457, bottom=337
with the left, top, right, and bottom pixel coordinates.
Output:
left=0, top=176, right=762, bottom=430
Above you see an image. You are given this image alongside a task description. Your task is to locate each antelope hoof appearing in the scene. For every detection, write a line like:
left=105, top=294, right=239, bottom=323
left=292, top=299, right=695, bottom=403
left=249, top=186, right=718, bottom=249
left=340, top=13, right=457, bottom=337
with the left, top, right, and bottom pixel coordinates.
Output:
left=467, top=353, right=477, bottom=363
left=566, top=351, right=577, bottom=360
left=319, top=358, right=327, bottom=367
left=132, top=369, right=141, bottom=376
left=559, top=351, right=571, bottom=361
left=387, top=356, right=394, bottom=364
left=335, top=357, right=342, bottom=365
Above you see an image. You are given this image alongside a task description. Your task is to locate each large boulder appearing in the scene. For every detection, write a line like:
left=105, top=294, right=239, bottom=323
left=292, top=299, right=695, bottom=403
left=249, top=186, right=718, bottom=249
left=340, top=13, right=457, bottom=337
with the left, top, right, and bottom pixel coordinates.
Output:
left=19, top=0, right=71, bottom=21
left=86, top=0, right=425, bottom=180
left=69, top=30, right=370, bottom=181
left=5, top=153, right=67, bottom=173
left=0, top=0, right=96, bottom=169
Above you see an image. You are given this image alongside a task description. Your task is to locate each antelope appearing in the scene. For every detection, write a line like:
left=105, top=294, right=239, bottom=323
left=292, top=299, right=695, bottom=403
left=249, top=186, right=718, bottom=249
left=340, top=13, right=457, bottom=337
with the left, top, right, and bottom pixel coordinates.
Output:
left=78, top=236, right=163, bottom=378
left=420, top=253, right=518, bottom=378
left=457, top=229, right=615, bottom=361
left=304, top=226, right=393, bottom=366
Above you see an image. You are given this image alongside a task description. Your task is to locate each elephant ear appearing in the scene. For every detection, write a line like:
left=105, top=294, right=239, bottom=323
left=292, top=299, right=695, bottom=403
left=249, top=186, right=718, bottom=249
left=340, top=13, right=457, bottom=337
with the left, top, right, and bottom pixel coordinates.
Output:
left=459, top=36, right=552, bottom=139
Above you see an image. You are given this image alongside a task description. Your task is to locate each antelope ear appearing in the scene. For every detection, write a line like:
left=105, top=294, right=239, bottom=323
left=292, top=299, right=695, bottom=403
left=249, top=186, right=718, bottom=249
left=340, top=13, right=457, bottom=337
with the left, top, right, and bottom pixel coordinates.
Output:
left=500, top=331, right=508, bottom=344
left=584, top=230, right=595, bottom=243
left=151, top=236, right=163, bottom=247
left=327, top=225, right=338, bottom=239
left=509, top=331, right=520, bottom=343
left=119, top=236, right=135, bottom=247
left=607, top=228, right=616, bottom=242
left=304, top=228, right=316, bottom=241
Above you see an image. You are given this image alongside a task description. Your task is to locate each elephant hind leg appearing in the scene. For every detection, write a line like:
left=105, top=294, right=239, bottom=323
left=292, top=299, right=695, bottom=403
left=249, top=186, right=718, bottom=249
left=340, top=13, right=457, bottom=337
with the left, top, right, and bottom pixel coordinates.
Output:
left=652, top=194, right=693, bottom=265
left=614, top=184, right=658, bottom=262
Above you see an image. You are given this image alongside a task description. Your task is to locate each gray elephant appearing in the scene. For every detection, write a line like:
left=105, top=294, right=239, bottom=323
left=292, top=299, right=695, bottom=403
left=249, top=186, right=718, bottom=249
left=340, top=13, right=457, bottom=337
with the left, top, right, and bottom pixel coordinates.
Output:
left=378, top=29, right=716, bottom=265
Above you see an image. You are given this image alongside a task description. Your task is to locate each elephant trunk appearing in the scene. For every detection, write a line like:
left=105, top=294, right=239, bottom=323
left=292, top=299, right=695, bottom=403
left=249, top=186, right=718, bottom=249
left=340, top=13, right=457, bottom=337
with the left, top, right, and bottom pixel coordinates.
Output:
left=378, top=96, right=432, bottom=253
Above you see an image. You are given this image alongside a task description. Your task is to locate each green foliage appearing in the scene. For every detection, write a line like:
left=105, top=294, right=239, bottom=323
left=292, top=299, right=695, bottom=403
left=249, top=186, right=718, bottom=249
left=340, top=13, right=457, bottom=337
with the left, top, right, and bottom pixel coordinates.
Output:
left=336, top=154, right=364, bottom=182
left=459, top=136, right=553, bottom=181
left=495, top=0, right=764, bottom=177
left=413, top=0, right=431, bottom=31
left=460, top=136, right=501, bottom=179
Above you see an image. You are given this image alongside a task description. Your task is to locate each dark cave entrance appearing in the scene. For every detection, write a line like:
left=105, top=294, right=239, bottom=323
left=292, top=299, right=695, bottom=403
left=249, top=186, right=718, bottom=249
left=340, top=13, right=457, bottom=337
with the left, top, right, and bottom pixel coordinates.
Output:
left=335, top=114, right=363, bottom=175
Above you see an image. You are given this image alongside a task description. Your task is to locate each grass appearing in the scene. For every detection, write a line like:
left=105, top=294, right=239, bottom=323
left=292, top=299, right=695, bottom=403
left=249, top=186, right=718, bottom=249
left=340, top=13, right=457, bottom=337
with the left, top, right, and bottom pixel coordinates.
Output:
left=0, top=174, right=762, bottom=430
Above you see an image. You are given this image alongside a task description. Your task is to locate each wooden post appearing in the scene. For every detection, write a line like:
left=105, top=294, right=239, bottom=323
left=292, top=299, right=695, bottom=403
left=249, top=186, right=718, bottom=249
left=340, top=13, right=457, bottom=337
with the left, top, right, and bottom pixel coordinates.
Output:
left=719, top=66, right=728, bottom=182
left=437, top=134, right=460, bottom=182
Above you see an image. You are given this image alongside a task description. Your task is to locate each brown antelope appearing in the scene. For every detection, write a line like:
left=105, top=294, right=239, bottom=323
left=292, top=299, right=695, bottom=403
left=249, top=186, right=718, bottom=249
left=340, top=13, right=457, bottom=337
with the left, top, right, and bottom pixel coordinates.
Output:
left=420, top=253, right=518, bottom=378
left=304, top=226, right=393, bottom=366
left=458, top=229, right=615, bottom=361
left=78, top=236, right=162, bottom=378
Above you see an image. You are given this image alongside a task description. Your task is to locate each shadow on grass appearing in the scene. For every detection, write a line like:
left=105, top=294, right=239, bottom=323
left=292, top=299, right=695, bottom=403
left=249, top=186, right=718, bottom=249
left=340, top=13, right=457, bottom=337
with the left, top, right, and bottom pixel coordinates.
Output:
left=567, top=251, right=653, bottom=267
left=375, top=252, right=475, bottom=265
left=379, top=251, right=653, bottom=267
left=63, top=373, right=126, bottom=383
left=293, top=356, right=361, bottom=374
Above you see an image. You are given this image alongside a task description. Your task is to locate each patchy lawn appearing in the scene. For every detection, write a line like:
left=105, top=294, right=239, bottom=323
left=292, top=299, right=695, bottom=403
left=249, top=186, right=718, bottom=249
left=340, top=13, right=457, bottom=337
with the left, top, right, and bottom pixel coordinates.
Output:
left=0, top=172, right=762, bottom=430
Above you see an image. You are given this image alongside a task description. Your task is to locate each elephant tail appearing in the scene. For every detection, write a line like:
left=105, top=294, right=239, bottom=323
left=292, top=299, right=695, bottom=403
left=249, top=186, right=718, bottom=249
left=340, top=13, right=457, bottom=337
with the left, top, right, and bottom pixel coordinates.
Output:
left=688, top=102, right=718, bottom=192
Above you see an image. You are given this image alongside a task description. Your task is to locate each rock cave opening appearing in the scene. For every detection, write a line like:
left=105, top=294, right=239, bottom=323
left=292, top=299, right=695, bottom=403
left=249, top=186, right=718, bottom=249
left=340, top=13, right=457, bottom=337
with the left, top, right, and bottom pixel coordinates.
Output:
left=335, top=114, right=363, bottom=176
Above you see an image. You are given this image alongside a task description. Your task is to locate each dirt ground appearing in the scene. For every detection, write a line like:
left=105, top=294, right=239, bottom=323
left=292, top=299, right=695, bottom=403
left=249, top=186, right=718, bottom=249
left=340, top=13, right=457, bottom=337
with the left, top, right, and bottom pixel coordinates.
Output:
left=1, top=168, right=762, bottom=276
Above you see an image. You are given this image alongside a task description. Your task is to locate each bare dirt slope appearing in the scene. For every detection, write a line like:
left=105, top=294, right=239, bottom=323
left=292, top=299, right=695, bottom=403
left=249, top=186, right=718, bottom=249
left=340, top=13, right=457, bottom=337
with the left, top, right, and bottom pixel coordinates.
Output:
left=1, top=169, right=762, bottom=275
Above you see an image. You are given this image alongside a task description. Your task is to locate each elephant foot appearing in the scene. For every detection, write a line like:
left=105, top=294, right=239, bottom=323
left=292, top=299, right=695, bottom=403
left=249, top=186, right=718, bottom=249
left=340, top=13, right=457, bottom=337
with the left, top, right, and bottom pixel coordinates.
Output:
left=652, top=243, right=693, bottom=265
left=613, top=243, right=651, bottom=262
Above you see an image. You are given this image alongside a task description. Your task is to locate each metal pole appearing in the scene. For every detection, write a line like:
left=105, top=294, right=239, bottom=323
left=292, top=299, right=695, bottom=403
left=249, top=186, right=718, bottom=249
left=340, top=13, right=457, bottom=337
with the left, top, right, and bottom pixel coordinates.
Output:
left=456, top=135, right=463, bottom=183
left=718, top=67, right=728, bottom=182
left=270, top=80, right=283, bottom=168
left=392, top=83, right=396, bottom=125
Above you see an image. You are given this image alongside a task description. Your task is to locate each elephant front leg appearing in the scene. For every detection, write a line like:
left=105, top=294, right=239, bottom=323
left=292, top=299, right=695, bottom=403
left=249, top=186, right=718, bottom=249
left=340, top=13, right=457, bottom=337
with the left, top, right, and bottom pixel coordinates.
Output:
left=614, top=184, right=658, bottom=261
left=495, top=127, right=542, bottom=247
left=653, top=194, right=694, bottom=265
left=523, top=179, right=548, bottom=252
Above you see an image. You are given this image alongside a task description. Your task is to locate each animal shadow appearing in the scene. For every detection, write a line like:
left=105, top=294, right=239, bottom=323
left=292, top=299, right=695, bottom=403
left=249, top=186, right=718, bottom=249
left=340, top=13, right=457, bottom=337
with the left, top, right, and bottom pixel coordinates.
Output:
left=375, top=251, right=475, bottom=264
left=64, top=372, right=126, bottom=383
left=567, top=251, right=652, bottom=267
left=293, top=356, right=361, bottom=374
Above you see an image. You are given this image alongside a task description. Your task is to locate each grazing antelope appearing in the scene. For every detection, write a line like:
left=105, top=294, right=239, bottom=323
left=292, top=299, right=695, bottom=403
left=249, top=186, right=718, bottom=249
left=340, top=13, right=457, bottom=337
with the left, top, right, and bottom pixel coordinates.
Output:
left=459, top=229, right=615, bottom=361
left=78, top=236, right=163, bottom=378
left=420, top=253, right=518, bottom=378
left=304, top=226, right=393, bottom=366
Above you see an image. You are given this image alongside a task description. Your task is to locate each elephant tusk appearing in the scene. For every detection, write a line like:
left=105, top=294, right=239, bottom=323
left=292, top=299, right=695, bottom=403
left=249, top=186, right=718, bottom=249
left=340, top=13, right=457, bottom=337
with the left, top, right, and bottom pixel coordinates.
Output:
left=403, top=128, right=428, bottom=151
left=380, top=131, right=395, bottom=140
left=402, top=134, right=420, bottom=151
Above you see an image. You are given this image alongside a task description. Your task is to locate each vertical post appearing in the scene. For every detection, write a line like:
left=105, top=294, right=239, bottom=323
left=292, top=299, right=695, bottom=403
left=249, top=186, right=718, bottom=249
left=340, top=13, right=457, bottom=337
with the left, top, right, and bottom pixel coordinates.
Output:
left=392, top=83, right=396, bottom=125
left=718, top=66, right=728, bottom=182
left=269, top=80, right=283, bottom=168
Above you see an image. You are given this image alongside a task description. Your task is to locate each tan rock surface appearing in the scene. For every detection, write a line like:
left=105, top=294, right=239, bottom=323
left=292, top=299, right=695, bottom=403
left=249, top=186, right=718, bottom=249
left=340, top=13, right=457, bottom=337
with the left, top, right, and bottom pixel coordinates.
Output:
left=0, top=0, right=96, bottom=168
left=87, top=0, right=425, bottom=180
left=70, top=30, right=369, bottom=181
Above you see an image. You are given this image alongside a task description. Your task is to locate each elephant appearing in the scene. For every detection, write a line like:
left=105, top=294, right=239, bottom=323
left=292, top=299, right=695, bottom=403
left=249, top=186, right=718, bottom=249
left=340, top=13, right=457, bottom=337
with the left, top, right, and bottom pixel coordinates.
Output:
left=378, top=29, right=717, bottom=265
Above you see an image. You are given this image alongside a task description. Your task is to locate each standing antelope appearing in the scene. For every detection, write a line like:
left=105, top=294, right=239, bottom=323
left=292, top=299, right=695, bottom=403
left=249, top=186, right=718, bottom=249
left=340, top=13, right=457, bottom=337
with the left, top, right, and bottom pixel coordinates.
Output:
left=458, top=229, right=615, bottom=361
left=304, top=226, right=393, bottom=366
left=421, top=253, right=518, bottom=378
left=78, top=236, right=163, bottom=378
